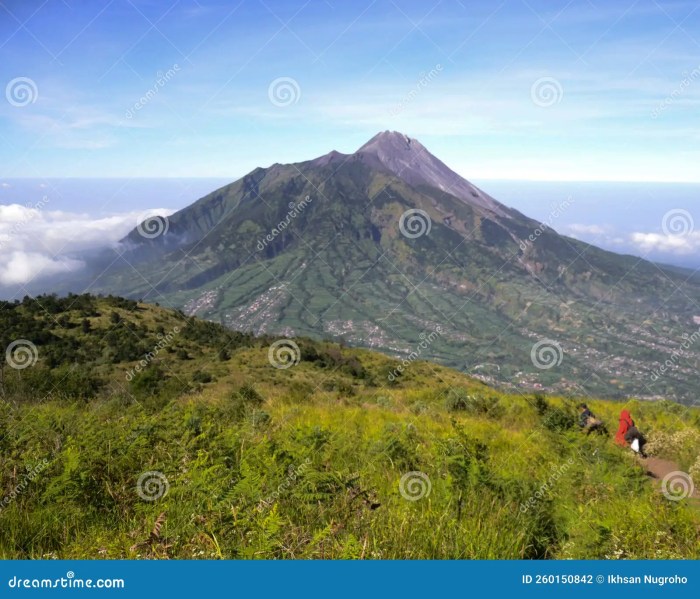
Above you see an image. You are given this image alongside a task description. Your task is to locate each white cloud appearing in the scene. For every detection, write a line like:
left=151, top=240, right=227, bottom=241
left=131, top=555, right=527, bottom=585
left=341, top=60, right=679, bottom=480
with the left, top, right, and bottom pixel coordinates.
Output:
left=628, top=231, right=700, bottom=255
left=0, top=252, right=83, bottom=285
left=0, top=204, right=174, bottom=286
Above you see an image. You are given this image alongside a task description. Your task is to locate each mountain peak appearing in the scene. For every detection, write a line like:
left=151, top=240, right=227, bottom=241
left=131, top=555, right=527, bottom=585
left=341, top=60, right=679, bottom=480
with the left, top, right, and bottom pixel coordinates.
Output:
left=355, top=131, right=508, bottom=217
left=357, top=130, right=422, bottom=154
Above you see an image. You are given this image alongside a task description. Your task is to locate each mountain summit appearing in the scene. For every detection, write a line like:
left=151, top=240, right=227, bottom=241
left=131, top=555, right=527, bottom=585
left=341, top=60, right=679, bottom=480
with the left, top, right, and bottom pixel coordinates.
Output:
left=79, top=132, right=700, bottom=403
left=355, top=131, right=508, bottom=216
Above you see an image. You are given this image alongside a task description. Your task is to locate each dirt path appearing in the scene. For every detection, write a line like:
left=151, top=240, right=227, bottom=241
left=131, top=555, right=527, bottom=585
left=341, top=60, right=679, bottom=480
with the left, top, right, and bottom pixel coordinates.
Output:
left=640, top=456, right=700, bottom=500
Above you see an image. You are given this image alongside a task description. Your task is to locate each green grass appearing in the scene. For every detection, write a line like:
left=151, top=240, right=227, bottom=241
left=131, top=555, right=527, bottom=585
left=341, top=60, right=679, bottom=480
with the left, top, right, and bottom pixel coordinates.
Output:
left=0, top=295, right=699, bottom=559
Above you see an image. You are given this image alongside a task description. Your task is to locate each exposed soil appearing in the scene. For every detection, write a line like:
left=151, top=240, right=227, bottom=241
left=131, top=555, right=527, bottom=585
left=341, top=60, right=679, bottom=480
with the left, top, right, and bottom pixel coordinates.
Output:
left=640, top=455, right=699, bottom=500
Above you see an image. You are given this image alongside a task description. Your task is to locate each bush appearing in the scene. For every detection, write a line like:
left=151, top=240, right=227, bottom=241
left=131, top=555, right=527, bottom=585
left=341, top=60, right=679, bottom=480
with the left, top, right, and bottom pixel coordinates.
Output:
left=445, top=388, right=503, bottom=418
left=542, top=408, right=576, bottom=433
left=690, top=456, right=700, bottom=488
left=192, top=371, right=213, bottom=384
left=644, top=429, right=700, bottom=468
left=533, top=394, right=549, bottom=416
left=228, top=384, right=265, bottom=421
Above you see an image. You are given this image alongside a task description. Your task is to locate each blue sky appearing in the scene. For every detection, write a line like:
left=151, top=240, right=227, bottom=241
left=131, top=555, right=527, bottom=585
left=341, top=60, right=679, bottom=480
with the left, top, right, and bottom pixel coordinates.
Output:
left=1, top=0, right=700, bottom=180
left=1, top=0, right=699, bottom=290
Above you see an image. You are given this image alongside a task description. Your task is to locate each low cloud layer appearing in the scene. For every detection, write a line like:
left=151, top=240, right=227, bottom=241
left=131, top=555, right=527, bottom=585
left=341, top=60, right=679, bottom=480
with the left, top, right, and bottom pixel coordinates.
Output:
left=564, top=221, right=700, bottom=266
left=0, top=204, right=174, bottom=288
left=629, top=231, right=700, bottom=255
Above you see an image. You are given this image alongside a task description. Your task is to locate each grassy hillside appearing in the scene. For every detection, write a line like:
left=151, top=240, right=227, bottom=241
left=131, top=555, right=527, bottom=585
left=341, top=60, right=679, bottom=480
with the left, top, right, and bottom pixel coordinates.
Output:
left=1, top=295, right=699, bottom=559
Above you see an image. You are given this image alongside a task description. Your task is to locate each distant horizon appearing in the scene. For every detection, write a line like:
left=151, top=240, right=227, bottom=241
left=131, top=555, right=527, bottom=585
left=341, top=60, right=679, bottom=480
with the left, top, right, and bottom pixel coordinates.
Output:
left=5, top=176, right=700, bottom=184
left=1, top=175, right=698, bottom=296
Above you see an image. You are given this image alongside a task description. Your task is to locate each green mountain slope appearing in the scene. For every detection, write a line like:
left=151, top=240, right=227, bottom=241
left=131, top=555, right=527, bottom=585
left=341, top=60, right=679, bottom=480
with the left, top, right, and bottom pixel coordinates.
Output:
left=1, top=295, right=699, bottom=559
left=80, top=132, right=700, bottom=403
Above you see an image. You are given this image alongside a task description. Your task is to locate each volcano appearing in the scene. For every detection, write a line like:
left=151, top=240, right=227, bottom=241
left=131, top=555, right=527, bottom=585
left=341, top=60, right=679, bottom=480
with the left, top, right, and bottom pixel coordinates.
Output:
left=81, top=131, right=700, bottom=403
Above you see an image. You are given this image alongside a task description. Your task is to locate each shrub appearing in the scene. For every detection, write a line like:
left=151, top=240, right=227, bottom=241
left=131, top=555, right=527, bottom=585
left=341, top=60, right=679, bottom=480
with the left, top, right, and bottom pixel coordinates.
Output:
left=445, top=388, right=503, bottom=418
left=192, top=371, right=213, bottom=384
left=690, top=456, right=700, bottom=488
left=533, top=394, right=549, bottom=416
left=542, top=409, right=575, bottom=433
left=227, top=384, right=265, bottom=421
left=644, top=429, right=700, bottom=468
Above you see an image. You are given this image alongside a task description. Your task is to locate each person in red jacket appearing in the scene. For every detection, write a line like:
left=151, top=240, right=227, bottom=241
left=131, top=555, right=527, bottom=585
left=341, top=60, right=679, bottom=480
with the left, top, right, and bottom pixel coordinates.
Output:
left=615, top=410, right=634, bottom=446
left=615, top=410, right=647, bottom=457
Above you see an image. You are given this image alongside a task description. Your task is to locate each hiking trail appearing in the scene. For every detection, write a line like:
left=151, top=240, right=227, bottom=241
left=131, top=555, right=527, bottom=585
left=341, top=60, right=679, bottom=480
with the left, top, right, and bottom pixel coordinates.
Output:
left=641, top=456, right=700, bottom=501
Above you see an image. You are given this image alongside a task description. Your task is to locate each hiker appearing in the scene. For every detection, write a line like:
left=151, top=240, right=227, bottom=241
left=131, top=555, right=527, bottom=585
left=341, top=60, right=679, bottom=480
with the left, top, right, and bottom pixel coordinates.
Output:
left=615, top=409, right=647, bottom=457
left=577, top=403, right=604, bottom=434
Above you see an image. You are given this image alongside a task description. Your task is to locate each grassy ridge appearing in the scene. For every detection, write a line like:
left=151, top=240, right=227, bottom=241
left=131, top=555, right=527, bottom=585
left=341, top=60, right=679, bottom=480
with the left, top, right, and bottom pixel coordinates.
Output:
left=0, top=295, right=699, bottom=559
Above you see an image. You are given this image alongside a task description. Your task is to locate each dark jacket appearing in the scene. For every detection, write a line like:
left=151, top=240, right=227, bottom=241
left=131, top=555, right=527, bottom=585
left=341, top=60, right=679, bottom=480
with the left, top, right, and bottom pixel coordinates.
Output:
left=578, top=408, right=593, bottom=428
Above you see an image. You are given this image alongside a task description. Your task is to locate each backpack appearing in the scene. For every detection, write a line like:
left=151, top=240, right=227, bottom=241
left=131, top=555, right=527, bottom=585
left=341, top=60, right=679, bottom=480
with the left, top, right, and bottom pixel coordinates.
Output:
left=624, top=426, right=645, bottom=443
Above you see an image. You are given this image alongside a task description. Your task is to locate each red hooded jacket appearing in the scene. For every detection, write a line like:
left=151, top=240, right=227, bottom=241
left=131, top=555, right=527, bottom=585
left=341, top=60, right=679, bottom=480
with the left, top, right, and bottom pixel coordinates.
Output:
left=615, top=410, right=634, bottom=446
